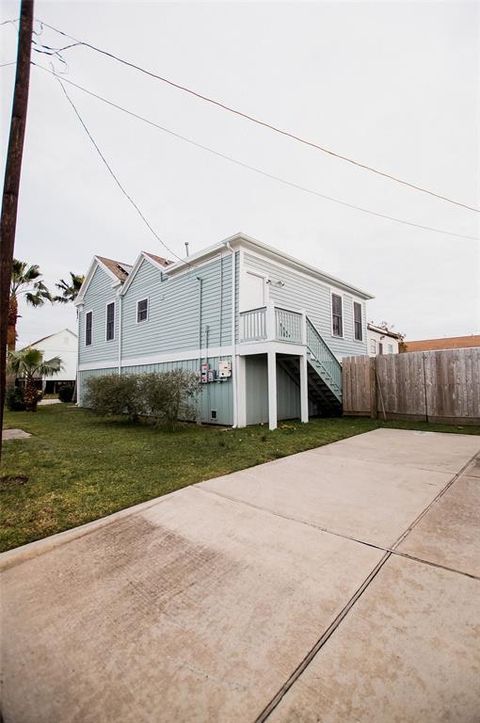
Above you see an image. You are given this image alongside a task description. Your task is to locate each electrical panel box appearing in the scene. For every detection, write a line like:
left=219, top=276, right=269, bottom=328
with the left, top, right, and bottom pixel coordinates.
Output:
left=218, top=361, right=232, bottom=379
left=201, top=363, right=209, bottom=384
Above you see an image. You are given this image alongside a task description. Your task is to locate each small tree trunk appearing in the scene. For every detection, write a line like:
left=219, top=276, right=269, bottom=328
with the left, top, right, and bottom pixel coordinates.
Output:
left=24, top=374, right=38, bottom=411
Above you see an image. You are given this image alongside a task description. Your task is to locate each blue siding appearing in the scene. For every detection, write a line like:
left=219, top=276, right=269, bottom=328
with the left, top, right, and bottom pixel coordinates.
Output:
left=243, top=252, right=368, bottom=359
left=78, top=357, right=233, bottom=425
left=121, top=255, right=232, bottom=361
left=79, top=267, right=118, bottom=366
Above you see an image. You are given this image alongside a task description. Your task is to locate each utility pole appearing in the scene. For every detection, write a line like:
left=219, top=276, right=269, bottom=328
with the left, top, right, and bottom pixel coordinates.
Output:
left=0, top=0, right=34, bottom=461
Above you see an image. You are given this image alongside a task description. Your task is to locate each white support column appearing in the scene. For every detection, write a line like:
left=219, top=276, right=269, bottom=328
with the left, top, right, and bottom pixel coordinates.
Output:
left=268, top=350, right=277, bottom=431
left=300, top=353, right=309, bottom=424
left=237, top=355, right=247, bottom=428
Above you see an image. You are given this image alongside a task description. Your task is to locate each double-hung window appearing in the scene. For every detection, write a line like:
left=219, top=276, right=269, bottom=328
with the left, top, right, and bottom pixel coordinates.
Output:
left=137, top=298, right=148, bottom=323
left=106, top=302, right=115, bottom=341
left=331, top=293, right=343, bottom=337
left=354, top=301, right=363, bottom=341
left=85, top=311, right=93, bottom=346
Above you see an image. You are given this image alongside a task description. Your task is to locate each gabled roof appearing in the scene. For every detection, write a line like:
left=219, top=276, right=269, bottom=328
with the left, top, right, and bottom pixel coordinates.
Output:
left=20, top=328, right=78, bottom=351
left=95, top=256, right=132, bottom=281
left=75, top=256, right=132, bottom=305
left=165, top=232, right=374, bottom=300
left=143, top=252, right=173, bottom=267
left=119, top=251, right=173, bottom=296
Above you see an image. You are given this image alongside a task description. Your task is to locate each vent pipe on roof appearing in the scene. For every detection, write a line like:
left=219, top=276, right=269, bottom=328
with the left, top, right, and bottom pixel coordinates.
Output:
left=185, top=242, right=190, bottom=257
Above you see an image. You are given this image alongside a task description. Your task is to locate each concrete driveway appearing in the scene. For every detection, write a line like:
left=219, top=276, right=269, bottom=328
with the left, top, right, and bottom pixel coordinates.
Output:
left=1, top=428, right=479, bottom=722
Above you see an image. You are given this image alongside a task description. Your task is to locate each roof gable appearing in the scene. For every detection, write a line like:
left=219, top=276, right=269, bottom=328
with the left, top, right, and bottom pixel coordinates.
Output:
left=120, top=251, right=170, bottom=296
left=75, top=256, right=131, bottom=306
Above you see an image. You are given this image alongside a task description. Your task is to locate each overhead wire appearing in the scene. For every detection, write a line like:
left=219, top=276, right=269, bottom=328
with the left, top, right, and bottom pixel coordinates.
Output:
left=31, top=18, right=480, bottom=214
left=55, top=75, right=189, bottom=265
left=32, top=63, right=479, bottom=242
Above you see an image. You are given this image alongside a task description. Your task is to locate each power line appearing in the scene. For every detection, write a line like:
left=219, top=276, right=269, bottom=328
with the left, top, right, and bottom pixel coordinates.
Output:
left=33, top=18, right=479, bottom=214
left=33, top=63, right=479, bottom=242
left=55, top=76, right=187, bottom=265
left=0, top=61, right=17, bottom=67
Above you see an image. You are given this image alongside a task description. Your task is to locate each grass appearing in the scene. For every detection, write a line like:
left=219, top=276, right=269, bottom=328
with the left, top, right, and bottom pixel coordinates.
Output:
left=1, top=404, right=479, bottom=552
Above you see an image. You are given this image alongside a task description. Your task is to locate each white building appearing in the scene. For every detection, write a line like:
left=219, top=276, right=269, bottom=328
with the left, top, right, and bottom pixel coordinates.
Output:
left=23, top=329, right=78, bottom=391
left=367, top=323, right=403, bottom=356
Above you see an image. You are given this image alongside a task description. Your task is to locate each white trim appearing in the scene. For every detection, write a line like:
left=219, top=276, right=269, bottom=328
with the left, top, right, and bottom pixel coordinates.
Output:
left=84, top=309, right=93, bottom=347
left=238, top=341, right=306, bottom=357
left=330, top=291, right=344, bottom=339
left=78, top=345, right=234, bottom=372
left=105, top=300, right=116, bottom=342
left=136, top=297, right=149, bottom=324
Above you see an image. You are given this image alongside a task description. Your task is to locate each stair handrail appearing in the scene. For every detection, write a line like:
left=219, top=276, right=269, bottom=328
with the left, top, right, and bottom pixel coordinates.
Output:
left=305, top=317, right=342, bottom=398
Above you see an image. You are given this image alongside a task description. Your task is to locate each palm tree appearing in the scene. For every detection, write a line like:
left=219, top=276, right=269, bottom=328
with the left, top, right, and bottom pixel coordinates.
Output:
left=8, top=348, right=63, bottom=412
left=54, top=273, right=85, bottom=304
left=9, top=260, right=52, bottom=351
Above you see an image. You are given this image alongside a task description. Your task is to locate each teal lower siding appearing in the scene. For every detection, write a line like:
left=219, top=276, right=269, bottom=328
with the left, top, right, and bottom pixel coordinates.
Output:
left=78, top=357, right=233, bottom=426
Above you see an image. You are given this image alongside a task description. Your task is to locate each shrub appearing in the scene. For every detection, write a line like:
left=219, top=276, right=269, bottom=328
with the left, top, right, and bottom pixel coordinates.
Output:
left=84, top=374, right=142, bottom=421
left=6, top=386, right=26, bottom=411
left=58, top=385, right=74, bottom=403
left=84, top=370, right=201, bottom=427
left=140, top=370, right=200, bottom=428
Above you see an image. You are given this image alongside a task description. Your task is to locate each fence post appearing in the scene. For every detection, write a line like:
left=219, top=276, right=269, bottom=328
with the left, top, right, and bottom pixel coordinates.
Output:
left=370, top=357, right=378, bottom=419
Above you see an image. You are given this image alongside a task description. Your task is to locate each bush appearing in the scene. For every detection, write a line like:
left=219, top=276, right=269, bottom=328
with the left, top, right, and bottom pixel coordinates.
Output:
left=84, top=370, right=201, bottom=427
left=84, top=374, right=142, bottom=421
left=140, top=370, right=200, bottom=428
left=5, top=386, right=26, bottom=411
left=58, top=385, right=74, bottom=403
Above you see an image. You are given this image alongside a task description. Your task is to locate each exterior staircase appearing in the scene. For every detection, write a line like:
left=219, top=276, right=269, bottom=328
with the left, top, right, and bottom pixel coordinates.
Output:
left=278, top=317, right=343, bottom=416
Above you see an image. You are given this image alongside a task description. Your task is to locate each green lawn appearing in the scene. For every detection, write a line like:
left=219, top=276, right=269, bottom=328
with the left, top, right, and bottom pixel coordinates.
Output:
left=1, top=404, right=479, bottom=552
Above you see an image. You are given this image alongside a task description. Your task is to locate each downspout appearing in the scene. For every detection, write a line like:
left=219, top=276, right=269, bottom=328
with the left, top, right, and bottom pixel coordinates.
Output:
left=197, top=276, right=203, bottom=424
left=118, top=292, right=123, bottom=376
left=224, top=241, right=237, bottom=427
left=75, top=305, right=81, bottom=405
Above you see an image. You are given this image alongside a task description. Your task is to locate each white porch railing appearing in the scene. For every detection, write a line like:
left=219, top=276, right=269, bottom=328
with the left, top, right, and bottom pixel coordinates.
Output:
left=239, top=306, right=267, bottom=342
left=275, top=307, right=303, bottom=344
left=239, top=305, right=304, bottom=344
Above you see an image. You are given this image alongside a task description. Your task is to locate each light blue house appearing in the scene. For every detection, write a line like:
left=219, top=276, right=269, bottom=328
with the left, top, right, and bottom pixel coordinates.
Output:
left=76, top=233, right=373, bottom=429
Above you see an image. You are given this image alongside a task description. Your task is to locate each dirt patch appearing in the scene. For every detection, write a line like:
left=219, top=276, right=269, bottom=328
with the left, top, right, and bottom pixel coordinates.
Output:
left=0, top=475, right=29, bottom=488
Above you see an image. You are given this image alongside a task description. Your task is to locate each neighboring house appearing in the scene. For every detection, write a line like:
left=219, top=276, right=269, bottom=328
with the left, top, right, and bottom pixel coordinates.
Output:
left=20, top=328, right=78, bottom=392
left=402, top=335, right=480, bottom=353
left=367, top=323, right=403, bottom=356
left=75, top=233, right=373, bottom=429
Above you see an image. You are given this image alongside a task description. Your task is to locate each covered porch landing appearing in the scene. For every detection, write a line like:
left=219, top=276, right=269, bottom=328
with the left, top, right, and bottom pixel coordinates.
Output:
left=236, top=350, right=309, bottom=430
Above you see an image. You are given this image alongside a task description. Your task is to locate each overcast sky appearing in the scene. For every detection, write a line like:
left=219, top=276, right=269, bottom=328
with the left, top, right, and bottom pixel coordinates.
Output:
left=1, top=0, right=479, bottom=348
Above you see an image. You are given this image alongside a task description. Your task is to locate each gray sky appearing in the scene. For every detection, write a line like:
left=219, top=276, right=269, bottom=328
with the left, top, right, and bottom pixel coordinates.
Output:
left=1, top=0, right=479, bottom=348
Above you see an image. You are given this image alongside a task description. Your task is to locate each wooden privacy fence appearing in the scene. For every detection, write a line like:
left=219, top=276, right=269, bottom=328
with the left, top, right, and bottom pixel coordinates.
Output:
left=342, top=348, right=480, bottom=425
